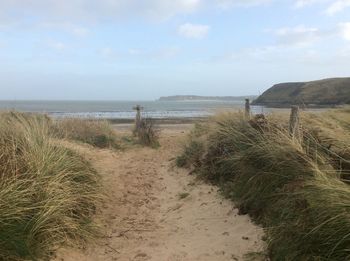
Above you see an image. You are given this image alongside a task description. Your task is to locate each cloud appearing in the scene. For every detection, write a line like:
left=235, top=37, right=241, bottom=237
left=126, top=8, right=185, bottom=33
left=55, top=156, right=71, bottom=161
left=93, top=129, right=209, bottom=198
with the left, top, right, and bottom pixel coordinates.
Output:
left=144, top=0, right=201, bottom=19
left=294, top=0, right=350, bottom=15
left=339, top=22, right=350, bottom=41
left=99, top=46, right=179, bottom=61
left=128, top=49, right=142, bottom=55
left=0, top=0, right=202, bottom=23
left=0, top=40, right=5, bottom=48
left=0, top=0, right=278, bottom=26
left=274, top=25, right=322, bottom=46
left=99, top=47, right=116, bottom=58
left=271, top=23, right=350, bottom=49
left=178, top=23, right=210, bottom=39
left=212, top=23, right=350, bottom=65
left=40, top=22, right=89, bottom=37
left=294, top=0, right=323, bottom=8
left=216, top=0, right=272, bottom=8
left=326, top=0, right=350, bottom=15
left=127, top=46, right=180, bottom=60
left=154, top=47, right=181, bottom=59
left=47, top=40, right=66, bottom=51
left=337, top=45, right=350, bottom=59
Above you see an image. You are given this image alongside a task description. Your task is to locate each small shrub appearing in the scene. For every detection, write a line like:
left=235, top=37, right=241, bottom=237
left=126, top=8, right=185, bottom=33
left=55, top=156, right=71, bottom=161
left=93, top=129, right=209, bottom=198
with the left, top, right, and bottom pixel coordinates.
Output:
left=136, top=118, right=160, bottom=147
left=54, top=118, right=119, bottom=148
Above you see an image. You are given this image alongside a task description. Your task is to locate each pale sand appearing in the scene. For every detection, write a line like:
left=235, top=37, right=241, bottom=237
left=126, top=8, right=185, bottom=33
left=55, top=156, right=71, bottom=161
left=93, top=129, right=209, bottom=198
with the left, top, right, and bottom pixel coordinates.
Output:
left=54, top=125, right=265, bottom=261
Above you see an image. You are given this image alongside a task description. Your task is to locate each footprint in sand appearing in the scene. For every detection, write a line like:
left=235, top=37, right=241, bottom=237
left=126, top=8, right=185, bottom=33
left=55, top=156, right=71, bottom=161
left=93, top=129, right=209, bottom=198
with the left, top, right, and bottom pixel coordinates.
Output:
left=133, top=252, right=150, bottom=260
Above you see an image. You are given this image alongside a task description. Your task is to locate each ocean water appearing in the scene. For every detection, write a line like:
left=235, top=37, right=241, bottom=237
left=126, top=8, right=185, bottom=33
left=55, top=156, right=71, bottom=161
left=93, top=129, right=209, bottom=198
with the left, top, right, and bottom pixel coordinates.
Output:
left=0, top=100, right=266, bottom=119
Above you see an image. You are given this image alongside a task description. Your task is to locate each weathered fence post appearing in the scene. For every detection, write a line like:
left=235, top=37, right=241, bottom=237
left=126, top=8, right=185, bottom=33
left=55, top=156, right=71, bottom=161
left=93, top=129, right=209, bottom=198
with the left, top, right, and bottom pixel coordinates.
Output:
left=133, top=105, right=143, bottom=133
left=245, top=99, right=251, bottom=119
left=289, top=105, right=300, bottom=138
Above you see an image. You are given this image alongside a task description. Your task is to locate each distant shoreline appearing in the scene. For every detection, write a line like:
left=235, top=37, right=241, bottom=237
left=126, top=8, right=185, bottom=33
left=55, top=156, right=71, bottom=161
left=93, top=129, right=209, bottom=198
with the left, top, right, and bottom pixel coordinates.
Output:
left=158, top=95, right=258, bottom=102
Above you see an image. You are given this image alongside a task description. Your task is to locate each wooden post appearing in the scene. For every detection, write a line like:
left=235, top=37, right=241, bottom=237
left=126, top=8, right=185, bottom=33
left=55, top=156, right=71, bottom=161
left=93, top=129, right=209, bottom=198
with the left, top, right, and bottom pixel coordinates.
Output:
left=133, top=105, right=143, bottom=132
left=245, top=99, right=251, bottom=119
left=289, top=105, right=300, bottom=138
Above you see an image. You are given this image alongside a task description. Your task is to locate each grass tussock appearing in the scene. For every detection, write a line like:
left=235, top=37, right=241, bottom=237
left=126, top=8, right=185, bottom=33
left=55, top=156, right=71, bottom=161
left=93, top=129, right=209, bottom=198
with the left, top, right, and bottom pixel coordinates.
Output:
left=0, top=112, right=101, bottom=260
left=176, top=123, right=208, bottom=168
left=177, top=109, right=350, bottom=260
left=54, top=118, right=119, bottom=148
left=136, top=118, right=160, bottom=148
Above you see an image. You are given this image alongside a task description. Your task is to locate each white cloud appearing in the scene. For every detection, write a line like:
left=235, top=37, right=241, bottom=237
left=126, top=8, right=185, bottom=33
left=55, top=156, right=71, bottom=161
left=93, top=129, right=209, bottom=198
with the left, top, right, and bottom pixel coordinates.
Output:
left=226, top=23, right=350, bottom=65
left=40, top=22, right=89, bottom=37
left=339, top=22, right=350, bottom=41
left=272, top=23, right=350, bottom=47
left=145, top=0, right=201, bottom=19
left=326, top=0, right=350, bottom=15
left=127, top=47, right=180, bottom=60
left=294, top=0, right=323, bottom=8
left=70, top=26, right=89, bottom=37
left=178, top=23, right=210, bottom=39
left=0, top=1, right=203, bottom=36
left=128, top=49, right=142, bottom=55
left=99, top=47, right=115, bottom=58
left=294, top=0, right=350, bottom=15
left=274, top=25, right=321, bottom=46
left=48, top=40, right=66, bottom=51
left=337, top=45, right=350, bottom=59
left=0, top=0, right=278, bottom=26
left=155, top=47, right=181, bottom=58
left=216, top=0, right=272, bottom=8
left=0, top=40, right=5, bottom=48
left=0, top=0, right=202, bottom=23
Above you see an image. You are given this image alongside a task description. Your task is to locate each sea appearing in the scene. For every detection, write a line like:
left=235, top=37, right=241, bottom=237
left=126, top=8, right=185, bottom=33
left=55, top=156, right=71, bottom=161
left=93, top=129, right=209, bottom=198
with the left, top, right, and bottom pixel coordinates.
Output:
left=0, top=100, right=268, bottom=119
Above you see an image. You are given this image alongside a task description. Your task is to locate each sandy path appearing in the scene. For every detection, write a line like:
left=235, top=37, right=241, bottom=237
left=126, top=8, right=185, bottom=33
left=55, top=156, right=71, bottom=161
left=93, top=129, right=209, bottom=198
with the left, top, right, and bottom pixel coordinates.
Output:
left=54, top=128, right=265, bottom=261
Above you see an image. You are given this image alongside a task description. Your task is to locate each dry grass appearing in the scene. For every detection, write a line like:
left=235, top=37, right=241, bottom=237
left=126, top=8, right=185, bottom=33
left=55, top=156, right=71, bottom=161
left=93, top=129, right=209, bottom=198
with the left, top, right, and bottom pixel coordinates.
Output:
left=53, top=118, right=119, bottom=148
left=135, top=118, right=160, bottom=148
left=0, top=112, right=101, bottom=260
left=177, top=109, right=350, bottom=260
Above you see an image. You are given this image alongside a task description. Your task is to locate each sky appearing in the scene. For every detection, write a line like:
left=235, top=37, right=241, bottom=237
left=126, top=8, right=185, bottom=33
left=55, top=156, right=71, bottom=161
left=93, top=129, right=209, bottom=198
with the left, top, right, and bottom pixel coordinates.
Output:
left=0, top=0, right=350, bottom=100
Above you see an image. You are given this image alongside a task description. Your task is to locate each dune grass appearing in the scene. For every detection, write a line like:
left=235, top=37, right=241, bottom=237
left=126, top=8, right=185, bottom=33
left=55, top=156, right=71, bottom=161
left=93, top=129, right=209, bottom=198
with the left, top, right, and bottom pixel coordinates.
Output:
left=177, top=109, right=350, bottom=260
left=135, top=118, right=160, bottom=148
left=53, top=118, right=119, bottom=148
left=0, top=112, right=101, bottom=260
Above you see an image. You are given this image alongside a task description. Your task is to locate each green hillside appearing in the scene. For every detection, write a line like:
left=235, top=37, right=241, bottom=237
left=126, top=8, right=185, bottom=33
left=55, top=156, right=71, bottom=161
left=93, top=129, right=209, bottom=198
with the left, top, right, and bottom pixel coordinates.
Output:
left=253, top=78, right=350, bottom=107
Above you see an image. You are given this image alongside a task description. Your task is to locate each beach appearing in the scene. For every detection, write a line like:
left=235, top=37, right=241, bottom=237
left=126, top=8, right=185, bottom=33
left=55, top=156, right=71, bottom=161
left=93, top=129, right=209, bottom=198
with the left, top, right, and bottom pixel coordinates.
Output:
left=53, top=123, right=265, bottom=261
left=1, top=107, right=349, bottom=260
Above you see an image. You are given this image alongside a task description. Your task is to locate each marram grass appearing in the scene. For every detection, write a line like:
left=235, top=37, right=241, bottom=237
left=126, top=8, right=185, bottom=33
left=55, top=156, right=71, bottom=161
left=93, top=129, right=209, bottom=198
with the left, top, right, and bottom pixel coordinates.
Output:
left=53, top=118, right=119, bottom=148
left=0, top=112, right=101, bottom=260
left=177, top=109, right=350, bottom=260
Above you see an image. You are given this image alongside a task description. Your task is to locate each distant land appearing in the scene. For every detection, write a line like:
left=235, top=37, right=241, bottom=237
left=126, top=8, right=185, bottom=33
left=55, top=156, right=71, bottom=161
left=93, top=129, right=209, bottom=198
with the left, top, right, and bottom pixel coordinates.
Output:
left=158, top=95, right=258, bottom=101
left=253, top=77, right=350, bottom=107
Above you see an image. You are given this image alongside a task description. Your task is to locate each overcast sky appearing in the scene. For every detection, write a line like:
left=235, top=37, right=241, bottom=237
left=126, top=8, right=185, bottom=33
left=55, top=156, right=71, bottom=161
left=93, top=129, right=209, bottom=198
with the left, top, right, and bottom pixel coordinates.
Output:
left=0, top=0, right=350, bottom=100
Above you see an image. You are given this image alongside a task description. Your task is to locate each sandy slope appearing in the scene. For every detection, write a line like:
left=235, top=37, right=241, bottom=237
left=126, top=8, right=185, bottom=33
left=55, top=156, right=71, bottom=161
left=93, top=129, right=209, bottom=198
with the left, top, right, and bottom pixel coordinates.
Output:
left=54, top=127, right=265, bottom=261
